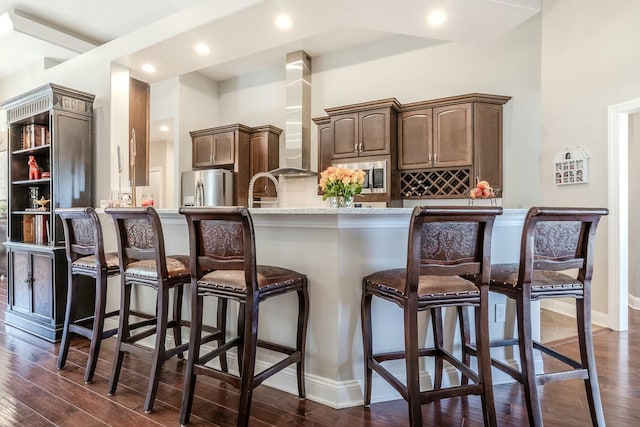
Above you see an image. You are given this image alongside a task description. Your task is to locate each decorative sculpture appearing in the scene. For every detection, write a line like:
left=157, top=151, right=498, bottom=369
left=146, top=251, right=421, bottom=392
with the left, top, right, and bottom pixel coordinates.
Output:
left=28, top=155, right=42, bottom=180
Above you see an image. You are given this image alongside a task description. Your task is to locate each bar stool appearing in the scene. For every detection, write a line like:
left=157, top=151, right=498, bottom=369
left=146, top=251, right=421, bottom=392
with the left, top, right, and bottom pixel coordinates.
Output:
left=361, top=206, right=502, bottom=427
left=179, top=206, right=309, bottom=427
left=487, top=207, right=608, bottom=426
left=105, top=206, right=224, bottom=414
left=57, top=207, right=120, bottom=384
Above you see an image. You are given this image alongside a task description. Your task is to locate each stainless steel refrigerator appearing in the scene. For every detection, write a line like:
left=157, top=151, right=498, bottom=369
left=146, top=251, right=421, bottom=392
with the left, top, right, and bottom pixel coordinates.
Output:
left=181, top=169, right=234, bottom=206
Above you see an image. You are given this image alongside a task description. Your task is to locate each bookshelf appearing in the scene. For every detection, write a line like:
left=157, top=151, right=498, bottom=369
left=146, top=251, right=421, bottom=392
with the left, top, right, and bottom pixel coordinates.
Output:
left=1, top=83, right=95, bottom=341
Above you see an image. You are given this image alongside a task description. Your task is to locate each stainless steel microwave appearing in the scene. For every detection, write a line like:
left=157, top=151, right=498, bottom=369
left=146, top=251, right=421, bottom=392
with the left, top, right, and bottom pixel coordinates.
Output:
left=332, top=159, right=387, bottom=194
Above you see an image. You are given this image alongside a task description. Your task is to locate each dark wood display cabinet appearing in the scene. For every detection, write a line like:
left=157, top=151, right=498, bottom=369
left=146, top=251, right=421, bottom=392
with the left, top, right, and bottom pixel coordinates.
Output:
left=1, top=83, right=95, bottom=342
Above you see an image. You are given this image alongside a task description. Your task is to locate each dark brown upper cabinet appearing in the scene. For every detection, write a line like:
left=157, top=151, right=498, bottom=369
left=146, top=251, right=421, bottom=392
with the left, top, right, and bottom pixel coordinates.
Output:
left=325, top=99, right=400, bottom=160
left=250, top=125, right=281, bottom=198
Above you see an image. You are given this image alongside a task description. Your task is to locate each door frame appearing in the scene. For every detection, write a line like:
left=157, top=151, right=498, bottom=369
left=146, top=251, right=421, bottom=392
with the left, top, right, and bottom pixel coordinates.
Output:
left=607, top=98, right=640, bottom=331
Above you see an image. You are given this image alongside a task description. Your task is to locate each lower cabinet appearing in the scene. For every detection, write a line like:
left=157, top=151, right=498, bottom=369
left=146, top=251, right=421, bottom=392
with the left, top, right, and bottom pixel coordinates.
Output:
left=5, top=242, right=93, bottom=342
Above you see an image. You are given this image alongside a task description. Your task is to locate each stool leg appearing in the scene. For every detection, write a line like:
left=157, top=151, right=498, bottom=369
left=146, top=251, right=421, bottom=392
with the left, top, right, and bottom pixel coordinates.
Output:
left=361, top=285, right=373, bottom=407
left=180, top=289, right=204, bottom=426
left=516, top=289, right=543, bottom=427
left=404, top=306, right=422, bottom=427
left=216, top=298, right=228, bottom=372
left=237, top=303, right=246, bottom=376
left=431, top=307, right=444, bottom=390
left=576, top=294, right=605, bottom=426
left=173, top=284, right=184, bottom=359
left=237, top=302, right=259, bottom=427
left=296, top=280, right=309, bottom=399
left=58, top=272, right=78, bottom=370
left=458, top=305, right=472, bottom=386
left=476, top=286, right=497, bottom=427
left=144, top=286, right=169, bottom=414
left=108, top=279, right=131, bottom=396
left=84, top=270, right=109, bottom=383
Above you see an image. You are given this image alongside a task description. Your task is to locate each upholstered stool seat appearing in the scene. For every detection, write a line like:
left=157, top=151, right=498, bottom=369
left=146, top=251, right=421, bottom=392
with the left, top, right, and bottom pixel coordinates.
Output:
left=491, top=263, right=583, bottom=293
left=71, top=252, right=120, bottom=272
left=198, top=265, right=305, bottom=294
left=56, top=207, right=121, bottom=384
left=365, top=268, right=481, bottom=300
left=361, top=206, right=502, bottom=427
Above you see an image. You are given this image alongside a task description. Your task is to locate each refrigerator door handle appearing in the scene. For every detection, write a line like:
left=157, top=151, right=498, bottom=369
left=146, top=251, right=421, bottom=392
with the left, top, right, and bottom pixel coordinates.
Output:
left=195, top=179, right=204, bottom=206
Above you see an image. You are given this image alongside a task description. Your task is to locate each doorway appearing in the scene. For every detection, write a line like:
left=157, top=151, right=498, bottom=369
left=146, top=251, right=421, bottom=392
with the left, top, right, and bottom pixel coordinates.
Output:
left=606, top=98, right=640, bottom=331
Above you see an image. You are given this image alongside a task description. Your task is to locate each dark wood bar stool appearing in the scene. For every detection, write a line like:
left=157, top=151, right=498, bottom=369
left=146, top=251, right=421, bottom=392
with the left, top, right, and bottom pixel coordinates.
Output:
left=105, top=206, right=224, bottom=414
left=57, top=207, right=120, bottom=383
left=362, top=206, right=502, bottom=427
left=487, top=207, right=608, bottom=426
left=179, top=206, right=309, bottom=427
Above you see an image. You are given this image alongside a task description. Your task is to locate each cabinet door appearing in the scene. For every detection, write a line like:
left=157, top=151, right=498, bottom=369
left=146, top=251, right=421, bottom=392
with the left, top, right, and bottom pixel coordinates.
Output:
left=31, top=252, right=53, bottom=322
left=251, top=132, right=277, bottom=197
left=317, top=121, right=333, bottom=193
left=433, top=103, right=473, bottom=168
left=398, top=109, right=432, bottom=170
left=331, top=113, right=358, bottom=159
left=9, top=249, right=31, bottom=315
left=193, top=135, right=214, bottom=168
left=473, top=102, right=503, bottom=188
left=212, top=131, right=235, bottom=165
left=359, top=108, right=390, bottom=156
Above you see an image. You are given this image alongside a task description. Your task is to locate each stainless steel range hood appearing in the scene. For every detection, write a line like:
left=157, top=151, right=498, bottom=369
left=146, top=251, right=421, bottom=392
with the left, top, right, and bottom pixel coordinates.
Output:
left=269, top=50, right=317, bottom=177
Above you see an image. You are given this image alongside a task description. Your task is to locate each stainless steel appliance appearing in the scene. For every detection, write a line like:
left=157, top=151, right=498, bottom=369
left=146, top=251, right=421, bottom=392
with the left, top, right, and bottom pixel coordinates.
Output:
left=181, top=169, right=234, bottom=206
left=332, top=159, right=387, bottom=194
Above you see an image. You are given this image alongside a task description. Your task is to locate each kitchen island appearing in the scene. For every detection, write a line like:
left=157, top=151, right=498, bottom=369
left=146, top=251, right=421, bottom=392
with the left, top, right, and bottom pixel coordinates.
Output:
left=100, top=207, right=532, bottom=409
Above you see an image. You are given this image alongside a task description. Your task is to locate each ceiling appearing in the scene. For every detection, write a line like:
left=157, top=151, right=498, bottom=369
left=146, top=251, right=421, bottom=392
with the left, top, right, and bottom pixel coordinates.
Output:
left=0, top=0, right=541, bottom=83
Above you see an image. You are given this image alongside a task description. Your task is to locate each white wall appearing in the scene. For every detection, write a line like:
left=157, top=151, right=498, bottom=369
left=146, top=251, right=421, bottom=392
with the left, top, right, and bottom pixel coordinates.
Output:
left=540, top=0, right=640, bottom=314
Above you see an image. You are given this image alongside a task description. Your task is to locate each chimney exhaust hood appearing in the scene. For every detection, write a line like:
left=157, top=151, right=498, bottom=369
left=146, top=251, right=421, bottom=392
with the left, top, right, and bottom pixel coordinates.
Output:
left=269, top=50, right=317, bottom=177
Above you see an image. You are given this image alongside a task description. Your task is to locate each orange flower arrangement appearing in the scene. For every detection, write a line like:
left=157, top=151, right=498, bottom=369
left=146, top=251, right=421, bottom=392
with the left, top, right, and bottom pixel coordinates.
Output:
left=319, top=166, right=366, bottom=200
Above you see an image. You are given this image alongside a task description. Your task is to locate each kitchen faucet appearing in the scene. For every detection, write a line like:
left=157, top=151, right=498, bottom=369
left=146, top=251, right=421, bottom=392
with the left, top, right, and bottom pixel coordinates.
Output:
left=248, top=172, right=279, bottom=208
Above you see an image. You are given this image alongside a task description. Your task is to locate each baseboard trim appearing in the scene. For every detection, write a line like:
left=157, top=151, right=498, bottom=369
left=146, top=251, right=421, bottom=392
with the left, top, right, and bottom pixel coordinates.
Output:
left=628, top=293, right=640, bottom=310
left=540, top=300, right=609, bottom=328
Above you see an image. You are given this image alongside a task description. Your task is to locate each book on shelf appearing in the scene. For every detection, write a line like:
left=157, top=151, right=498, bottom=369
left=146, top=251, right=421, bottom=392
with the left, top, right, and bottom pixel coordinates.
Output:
left=23, top=215, right=34, bottom=243
left=21, top=124, right=49, bottom=149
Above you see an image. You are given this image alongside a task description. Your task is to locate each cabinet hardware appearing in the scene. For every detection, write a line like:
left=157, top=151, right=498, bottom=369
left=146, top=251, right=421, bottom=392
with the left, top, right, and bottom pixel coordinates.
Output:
left=359, top=143, right=363, bottom=152
left=354, top=143, right=358, bottom=152
left=428, top=153, right=432, bottom=162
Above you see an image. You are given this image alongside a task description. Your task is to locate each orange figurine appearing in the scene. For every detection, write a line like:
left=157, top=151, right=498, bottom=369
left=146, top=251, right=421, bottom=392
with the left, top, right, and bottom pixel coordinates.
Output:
left=28, top=155, right=42, bottom=180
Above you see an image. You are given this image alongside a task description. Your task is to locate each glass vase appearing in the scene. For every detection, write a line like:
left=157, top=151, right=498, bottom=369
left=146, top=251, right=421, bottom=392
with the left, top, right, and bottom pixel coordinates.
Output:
left=330, top=196, right=345, bottom=208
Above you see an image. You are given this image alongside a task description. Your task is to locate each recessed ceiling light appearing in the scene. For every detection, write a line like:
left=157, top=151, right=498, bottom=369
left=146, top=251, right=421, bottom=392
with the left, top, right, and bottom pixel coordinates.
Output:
left=274, top=14, right=292, bottom=30
left=159, top=125, right=169, bottom=132
left=427, top=9, right=447, bottom=26
left=142, top=63, right=156, bottom=73
left=194, top=43, right=210, bottom=55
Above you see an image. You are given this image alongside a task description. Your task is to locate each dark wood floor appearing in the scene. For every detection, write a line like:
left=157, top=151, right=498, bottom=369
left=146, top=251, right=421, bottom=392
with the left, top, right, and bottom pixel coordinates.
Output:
left=0, top=278, right=638, bottom=426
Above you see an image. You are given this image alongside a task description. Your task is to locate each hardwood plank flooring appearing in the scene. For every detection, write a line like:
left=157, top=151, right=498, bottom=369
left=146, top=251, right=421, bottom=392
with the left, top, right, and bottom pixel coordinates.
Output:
left=0, top=279, right=637, bottom=426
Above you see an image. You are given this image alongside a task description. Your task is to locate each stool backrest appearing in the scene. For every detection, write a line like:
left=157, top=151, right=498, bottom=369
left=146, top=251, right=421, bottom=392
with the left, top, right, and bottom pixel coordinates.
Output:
left=519, top=207, right=608, bottom=284
left=406, top=206, right=503, bottom=296
left=180, top=207, right=257, bottom=293
left=104, top=207, right=168, bottom=278
left=57, top=207, right=106, bottom=267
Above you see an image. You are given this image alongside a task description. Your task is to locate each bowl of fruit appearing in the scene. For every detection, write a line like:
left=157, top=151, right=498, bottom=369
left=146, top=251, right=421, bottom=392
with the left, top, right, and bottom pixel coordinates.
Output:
left=467, top=180, right=500, bottom=205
